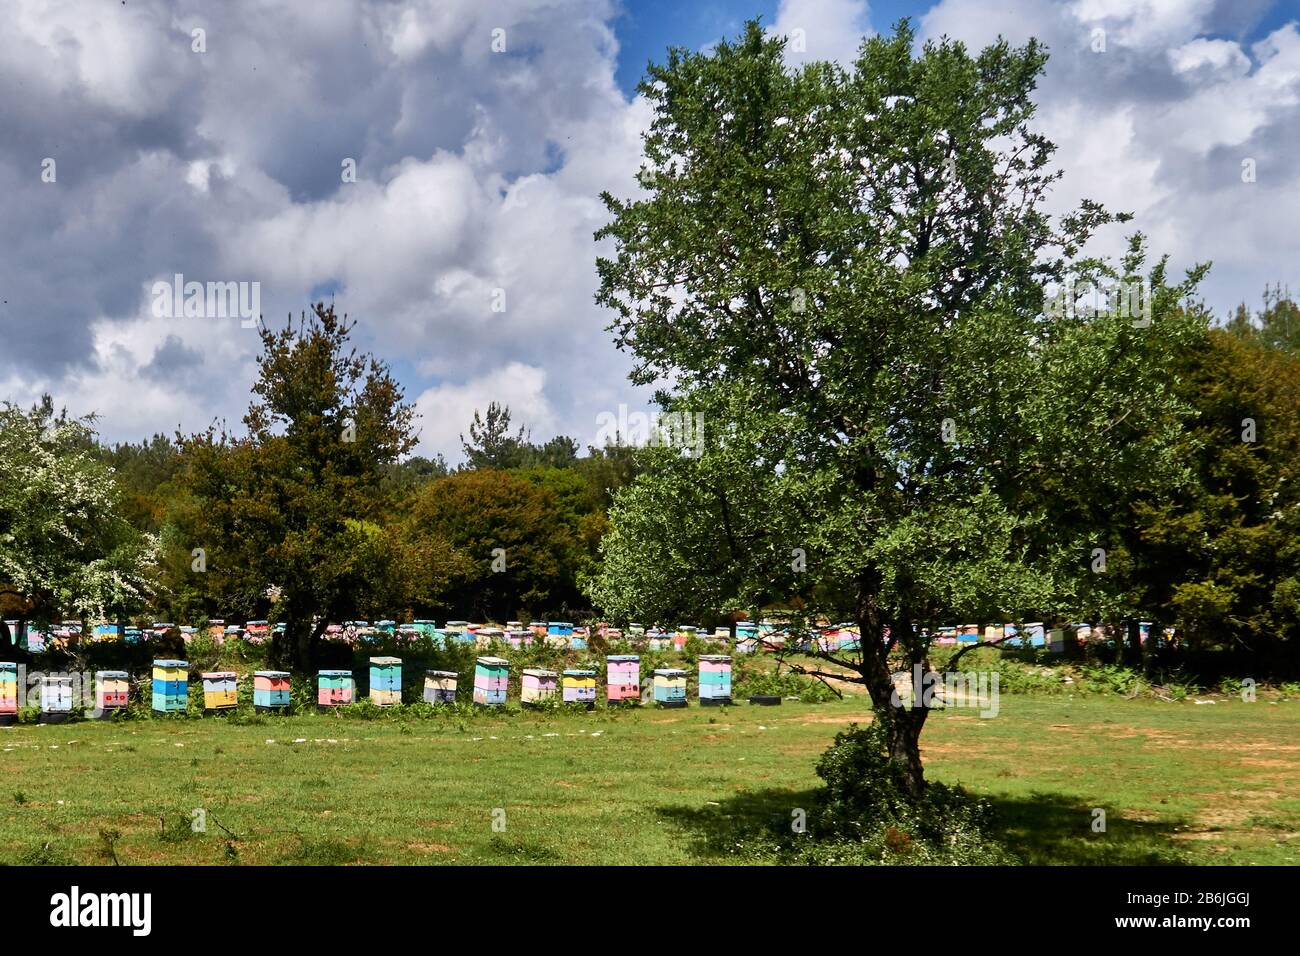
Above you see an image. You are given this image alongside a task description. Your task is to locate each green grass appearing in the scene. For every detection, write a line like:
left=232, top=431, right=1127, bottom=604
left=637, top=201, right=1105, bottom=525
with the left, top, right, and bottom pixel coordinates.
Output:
left=2, top=695, right=1297, bottom=865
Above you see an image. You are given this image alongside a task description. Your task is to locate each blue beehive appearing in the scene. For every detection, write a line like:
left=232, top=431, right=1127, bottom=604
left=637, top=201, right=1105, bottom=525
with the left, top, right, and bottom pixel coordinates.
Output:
left=254, top=671, right=291, bottom=712
left=151, top=660, right=188, bottom=713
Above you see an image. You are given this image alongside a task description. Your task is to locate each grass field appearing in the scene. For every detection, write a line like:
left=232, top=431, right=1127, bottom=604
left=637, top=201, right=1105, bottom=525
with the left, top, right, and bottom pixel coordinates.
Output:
left=3, top=694, right=1298, bottom=865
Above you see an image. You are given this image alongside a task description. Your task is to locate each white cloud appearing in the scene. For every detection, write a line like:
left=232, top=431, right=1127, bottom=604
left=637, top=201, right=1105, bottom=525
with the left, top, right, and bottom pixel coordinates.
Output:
left=769, top=0, right=873, bottom=67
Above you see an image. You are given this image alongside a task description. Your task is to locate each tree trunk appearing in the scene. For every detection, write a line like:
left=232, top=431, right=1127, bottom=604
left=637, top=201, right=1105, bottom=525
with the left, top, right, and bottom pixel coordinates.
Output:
left=857, top=603, right=928, bottom=799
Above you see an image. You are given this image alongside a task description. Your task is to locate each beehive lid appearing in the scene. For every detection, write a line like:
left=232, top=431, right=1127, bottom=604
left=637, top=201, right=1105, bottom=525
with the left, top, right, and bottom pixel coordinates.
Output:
left=522, top=668, right=557, bottom=678
left=369, top=657, right=401, bottom=665
left=563, top=669, right=596, bottom=677
left=608, top=655, right=640, bottom=662
left=202, top=671, right=237, bottom=679
left=447, top=620, right=469, bottom=626
left=96, top=670, right=129, bottom=678
left=476, top=656, right=509, bottom=666
left=529, top=621, right=547, bottom=626
left=426, top=670, right=458, bottom=678
left=319, top=670, right=352, bottom=676
left=245, top=620, right=268, bottom=626
left=153, top=622, right=175, bottom=628
left=414, top=619, right=437, bottom=625
left=255, top=670, right=289, bottom=678
left=154, top=659, right=188, bottom=667
left=209, top=619, right=226, bottom=625
left=0, top=662, right=19, bottom=670
left=654, top=668, right=687, bottom=676
left=479, top=627, right=503, bottom=636
left=699, top=655, right=732, bottom=663
left=42, top=675, right=72, bottom=683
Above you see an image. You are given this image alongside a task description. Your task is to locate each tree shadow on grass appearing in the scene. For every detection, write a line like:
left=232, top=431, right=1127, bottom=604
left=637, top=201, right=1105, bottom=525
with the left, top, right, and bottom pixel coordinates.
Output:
left=657, top=787, right=1191, bottom=865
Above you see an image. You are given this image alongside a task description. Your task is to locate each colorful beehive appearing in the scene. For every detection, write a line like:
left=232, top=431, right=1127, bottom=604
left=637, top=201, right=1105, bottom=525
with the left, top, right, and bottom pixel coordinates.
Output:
left=244, top=620, right=270, bottom=644
left=570, top=631, right=587, bottom=650
left=413, top=620, right=439, bottom=638
left=207, top=620, right=226, bottom=640
left=1139, top=620, right=1153, bottom=644
left=698, top=655, right=732, bottom=706
left=26, top=627, right=47, bottom=652
left=646, top=628, right=669, bottom=651
left=1048, top=627, right=1066, bottom=653
left=369, top=657, right=402, bottom=706
left=627, top=623, right=645, bottom=639
left=529, top=621, right=548, bottom=639
left=506, top=621, right=523, bottom=631
left=653, top=668, right=687, bottom=707
left=124, top=627, right=142, bottom=644
left=546, top=621, right=573, bottom=637
left=606, top=655, right=640, bottom=703
left=376, top=620, right=397, bottom=634
left=446, top=621, right=469, bottom=635
left=1025, top=622, right=1046, bottom=647
left=1002, top=623, right=1021, bottom=647
left=735, top=623, right=759, bottom=653
left=562, top=669, right=597, bottom=708
left=423, top=670, right=458, bottom=704
left=958, top=625, right=980, bottom=644
left=837, top=624, right=862, bottom=651
left=0, top=662, right=16, bottom=724
left=253, top=671, right=290, bottom=712
left=40, top=675, right=74, bottom=723
left=151, top=622, right=175, bottom=638
left=92, top=623, right=120, bottom=642
left=473, top=657, right=509, bottom=707
left=521, top=668, right=558, bottom=707
left=476, top=627, right=504, bottom=648
left=317, top=670, right=355, bottom=709
left=94, top=670, right=129, bottom=717
left=151, top=659, right=188, bottom=713
left=223, top=625, right=242, bottom=642
left=201, top=671, right=238, bottom=712
left=674, top=625, right=697, bottom=650
left=935, top=625, right=958, bottom=645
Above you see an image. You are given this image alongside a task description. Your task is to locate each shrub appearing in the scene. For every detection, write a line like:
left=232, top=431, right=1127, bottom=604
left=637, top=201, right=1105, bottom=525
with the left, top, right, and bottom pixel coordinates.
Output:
left=791, top=722, right=1015, bottom=865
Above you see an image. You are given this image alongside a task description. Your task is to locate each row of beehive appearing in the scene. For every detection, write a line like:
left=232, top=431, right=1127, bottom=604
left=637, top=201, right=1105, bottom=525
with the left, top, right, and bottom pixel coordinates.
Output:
left=0, top=656, right=736, bottom=719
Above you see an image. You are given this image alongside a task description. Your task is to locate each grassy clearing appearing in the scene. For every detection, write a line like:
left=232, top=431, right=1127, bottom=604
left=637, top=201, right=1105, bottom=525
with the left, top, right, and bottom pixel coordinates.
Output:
left=2, top=694, right=1297, bottom=865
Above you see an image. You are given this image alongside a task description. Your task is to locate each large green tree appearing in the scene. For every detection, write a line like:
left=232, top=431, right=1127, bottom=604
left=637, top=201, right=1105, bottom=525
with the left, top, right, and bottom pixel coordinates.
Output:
left=589, top=21, right=1205, bottom=794
left=176, top=304, right=416, bottom=668
left=0, top=397, right=156, bottom=644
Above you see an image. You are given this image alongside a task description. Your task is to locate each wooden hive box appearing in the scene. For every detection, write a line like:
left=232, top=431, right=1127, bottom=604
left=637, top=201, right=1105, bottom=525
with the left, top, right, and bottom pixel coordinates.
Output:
left=317, top=670, right=355, bottom=709
left=369, top=657, right=402, bottom=706
left=528, top=621, right=548, bottom=639
left=698, top=655, right=732, bottom=706
left=92, top=623, right=120, bottom=643
left=561, top=669, right=597, bottom=708
left=423, top=670, right=458, bottom=704
left=652, top=668, right=688, bottom=707
left=253, top=671, right=291, bottom=713
left=94, top=670, right=129, bottom=718
left=0, top=662, right=18, bottom=724
left=39, top=675, right=74, bottom=723
left=520, top=668, right=558, bottom=707
left=735, top=623, right=759, bottom=653
left=674, top=625, right=698, bottom=650
left=201, top=671, right=238, bottom=712
left=151, top=659, right=189, bottom=713
left=473, top=657, right=509, bottom=707
left=606, top=655, right=640, bottom=703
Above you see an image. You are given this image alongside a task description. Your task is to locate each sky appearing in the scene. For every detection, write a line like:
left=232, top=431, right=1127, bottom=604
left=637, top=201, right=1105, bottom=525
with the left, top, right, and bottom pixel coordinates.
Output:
left=1, top=0, right=1298, bottom=461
